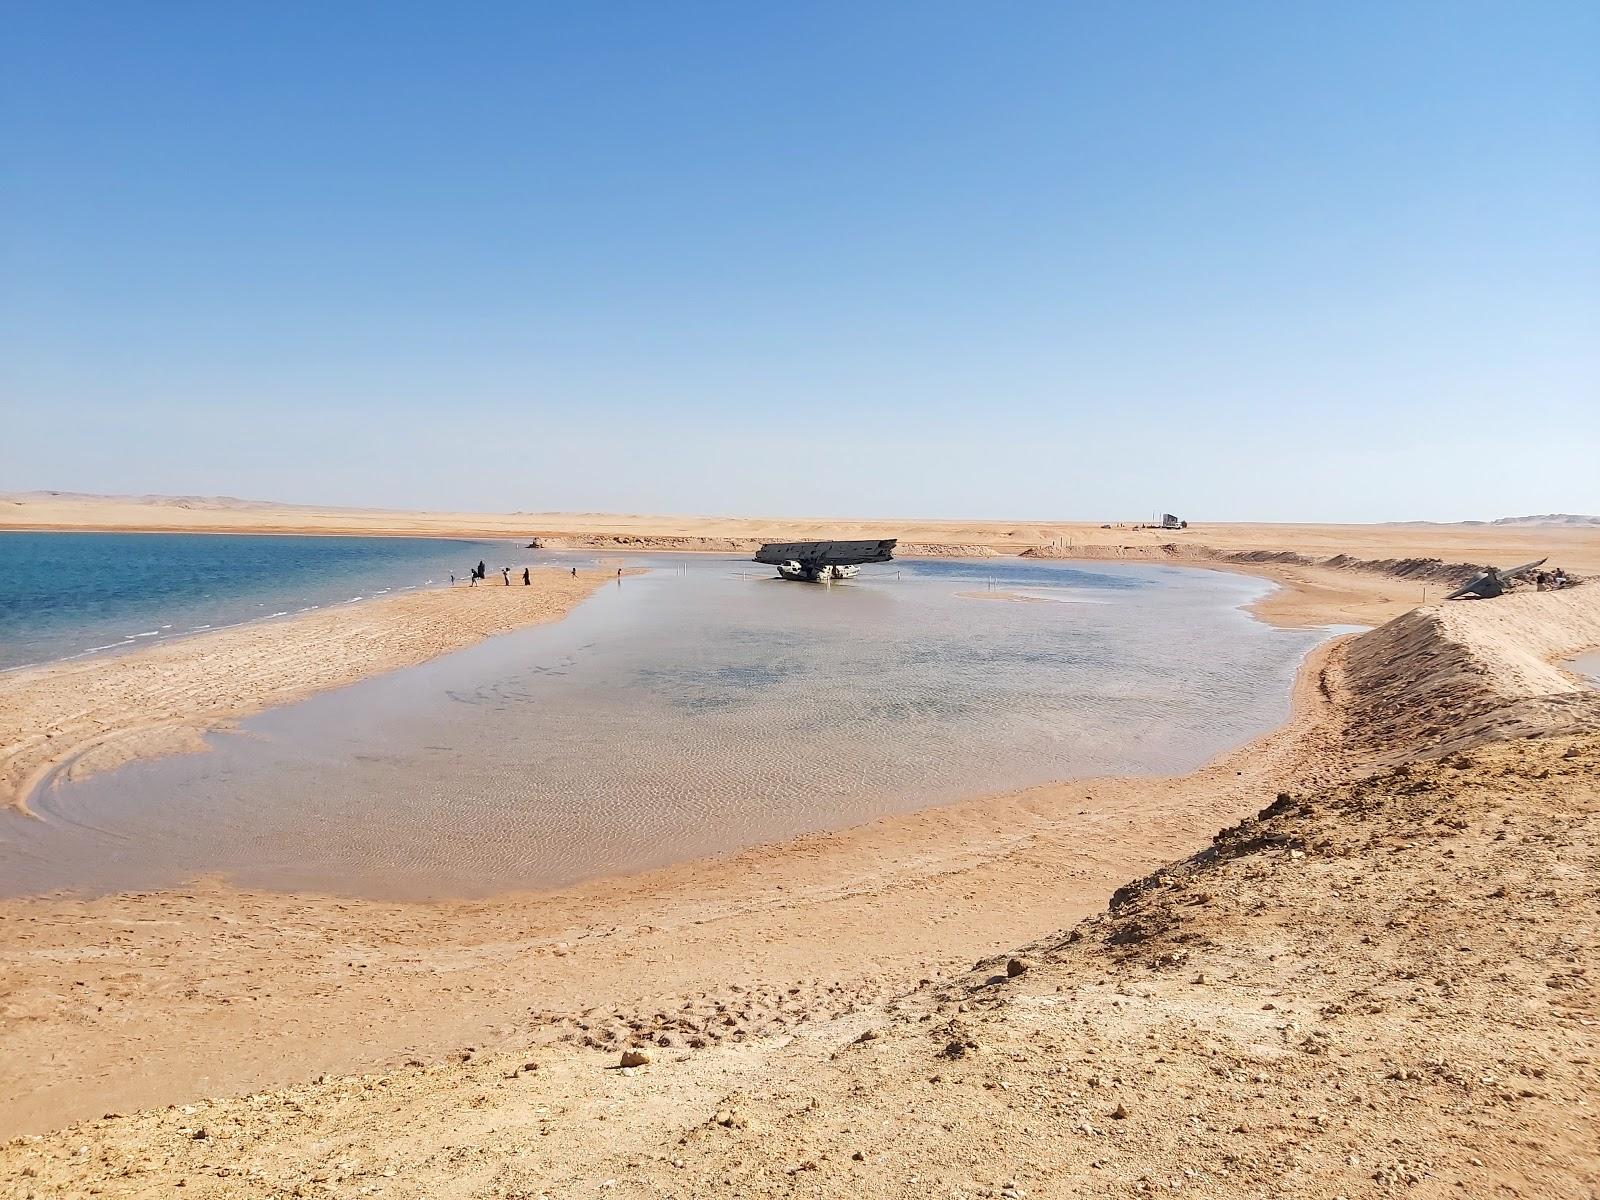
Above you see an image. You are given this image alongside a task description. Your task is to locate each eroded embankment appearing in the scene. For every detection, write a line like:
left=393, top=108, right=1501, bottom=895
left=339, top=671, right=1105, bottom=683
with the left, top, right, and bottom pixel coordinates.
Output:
left=1341, top=585, right=1600, bottom=762
left=1020, top=539, right=1496, bottom=586
left=528, top=533, right=1000, bottom=557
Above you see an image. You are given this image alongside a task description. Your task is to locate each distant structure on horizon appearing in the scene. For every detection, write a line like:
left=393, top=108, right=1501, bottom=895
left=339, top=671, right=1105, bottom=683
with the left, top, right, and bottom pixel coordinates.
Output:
left=1134, top=512, right=1188, bottom=531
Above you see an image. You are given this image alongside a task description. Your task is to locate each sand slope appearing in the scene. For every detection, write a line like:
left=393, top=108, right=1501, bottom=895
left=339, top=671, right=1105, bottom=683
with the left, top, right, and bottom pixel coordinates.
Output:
left=1344, top=586, right=1600, bottom=761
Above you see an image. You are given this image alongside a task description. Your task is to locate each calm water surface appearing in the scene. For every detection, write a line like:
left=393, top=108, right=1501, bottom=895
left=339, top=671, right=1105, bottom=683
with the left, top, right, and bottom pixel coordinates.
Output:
left=1, top=554, right=1326, bottom=899
left=1570, top=650, right=1600, bottom=686
left=0, top=531, right=513, bottom=670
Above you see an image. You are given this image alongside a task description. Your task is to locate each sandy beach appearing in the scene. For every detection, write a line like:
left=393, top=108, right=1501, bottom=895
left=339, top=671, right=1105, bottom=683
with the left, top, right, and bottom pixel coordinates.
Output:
left=2, top=507, right=1598, bottom=1195
left=0, top=565, right=612, bottom=814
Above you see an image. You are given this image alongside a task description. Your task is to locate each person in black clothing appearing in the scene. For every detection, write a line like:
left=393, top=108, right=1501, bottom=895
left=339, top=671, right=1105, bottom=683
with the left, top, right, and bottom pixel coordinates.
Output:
left=501, top=566, right=510, bottom=586
left=522, top=567, right=530, bottom=585
left=477, top=559, right=486, bottom=580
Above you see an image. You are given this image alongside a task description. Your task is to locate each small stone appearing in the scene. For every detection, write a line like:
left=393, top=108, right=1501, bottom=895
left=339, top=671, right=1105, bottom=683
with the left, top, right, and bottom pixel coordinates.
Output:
left=1007, top=958, right=1031, bottom=978
left=619, top=1048, right=653, bottom=1068
left=1111, top=1102, right=1129, bottom=1120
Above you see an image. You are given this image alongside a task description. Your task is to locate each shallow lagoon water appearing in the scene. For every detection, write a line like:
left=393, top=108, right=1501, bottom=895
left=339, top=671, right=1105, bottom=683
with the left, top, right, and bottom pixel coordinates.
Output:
left=1571, top=650, right=1600, bottom=687
left=2, top=556, right=1326, bottom=899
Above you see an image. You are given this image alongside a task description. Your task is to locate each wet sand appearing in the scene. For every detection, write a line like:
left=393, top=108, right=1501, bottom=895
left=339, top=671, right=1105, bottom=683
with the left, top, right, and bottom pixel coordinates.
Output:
left=0, top=566, right=613, bottom=813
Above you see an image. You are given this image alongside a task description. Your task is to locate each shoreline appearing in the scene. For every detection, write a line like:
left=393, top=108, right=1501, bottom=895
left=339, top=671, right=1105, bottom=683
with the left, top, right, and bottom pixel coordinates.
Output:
left=0, top=565, right=615, bottom=814
left=1, top=548, right=1360, bottom=819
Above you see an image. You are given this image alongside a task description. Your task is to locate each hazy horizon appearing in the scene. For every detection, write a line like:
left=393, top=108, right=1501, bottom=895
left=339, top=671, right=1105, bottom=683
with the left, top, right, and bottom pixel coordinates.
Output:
left=4, top=4, right=1597, bottom=523
left=8, top=486, right=1600, bottom=529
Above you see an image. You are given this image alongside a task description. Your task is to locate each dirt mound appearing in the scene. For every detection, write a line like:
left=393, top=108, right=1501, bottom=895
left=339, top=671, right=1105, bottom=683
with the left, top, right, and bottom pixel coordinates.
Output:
left=1342, top=586, right=1600, bottom=762
left=1219, top=548, right=1317, bottom=566
left=1017, top=542, right=1489, bottom=586
left=1319, top=553, right=1483, bottom=583
left=532, top=533, right=763, bottom=553
left=1019, top=542, right=1193, bottom=560
left=897, top=542, right=1001, bottom=557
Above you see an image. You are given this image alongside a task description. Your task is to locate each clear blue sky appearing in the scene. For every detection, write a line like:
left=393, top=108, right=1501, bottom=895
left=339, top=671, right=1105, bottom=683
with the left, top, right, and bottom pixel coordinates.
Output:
left=3, top=2, right=1596, bottom=521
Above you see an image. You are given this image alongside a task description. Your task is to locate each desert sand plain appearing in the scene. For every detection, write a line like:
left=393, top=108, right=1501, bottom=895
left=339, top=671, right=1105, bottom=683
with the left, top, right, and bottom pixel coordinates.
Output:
left=1, top=495, right=1598, bottom=1197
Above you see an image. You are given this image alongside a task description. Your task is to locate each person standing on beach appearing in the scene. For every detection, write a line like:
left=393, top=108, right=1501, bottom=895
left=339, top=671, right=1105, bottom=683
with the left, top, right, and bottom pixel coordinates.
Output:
left=477, top=559, right=486, bottom=580
left=571, top=566, right=577, bottom=578
left=522, top=567, right=530, bottom=585
left=501, top=566, right=510, bottom=586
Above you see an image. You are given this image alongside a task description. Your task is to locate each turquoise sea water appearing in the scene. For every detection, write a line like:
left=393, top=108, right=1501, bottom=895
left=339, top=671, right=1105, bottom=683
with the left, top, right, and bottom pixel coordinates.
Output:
left=0, top=531, right=514, bottom=670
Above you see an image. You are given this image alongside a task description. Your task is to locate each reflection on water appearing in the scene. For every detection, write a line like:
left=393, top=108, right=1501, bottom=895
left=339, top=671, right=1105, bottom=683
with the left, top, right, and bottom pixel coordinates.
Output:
left=1570, top=650, right=1600, bottom=687
left=1, top=556, right=1325, bottom=899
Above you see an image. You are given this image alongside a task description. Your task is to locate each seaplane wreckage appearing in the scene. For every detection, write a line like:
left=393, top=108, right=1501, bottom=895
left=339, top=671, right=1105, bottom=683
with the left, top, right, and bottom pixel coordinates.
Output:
left=1445, top=558, right=1548, bottom=600
left=754, top=538, right=897, bottom=583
